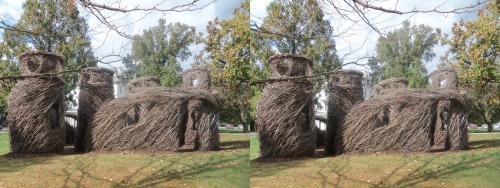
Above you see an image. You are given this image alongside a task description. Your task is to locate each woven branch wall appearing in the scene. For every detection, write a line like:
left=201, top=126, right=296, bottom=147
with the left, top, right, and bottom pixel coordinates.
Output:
left=183, top=99, right=220, bottom=150
left=75, top=67, right=115, bottom=151
left=182, top=67, right=213, bottom=148
left=336, top=89, right=470, bottom=154
left=182, top=67, right=211, bottom=90
left=325, top=69, right=364, bottom=154
left=126, top=76, right=161, bottom=94
left=429, top=67, right=460, bottom=147
left=257, top=54, right=316, bottom=158
left=429, top=67, right=459, bottom=91
left=84, top=88, right=222, bottom=152
left=374, top=78, right=408, bottom=96
left=7, top=51, right=65, bottom=153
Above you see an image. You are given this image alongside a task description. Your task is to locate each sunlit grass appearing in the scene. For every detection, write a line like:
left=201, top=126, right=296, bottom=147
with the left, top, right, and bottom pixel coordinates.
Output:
left=250, top=133, right=500, bottom=187
left=0, top=133, right=250, bottom=188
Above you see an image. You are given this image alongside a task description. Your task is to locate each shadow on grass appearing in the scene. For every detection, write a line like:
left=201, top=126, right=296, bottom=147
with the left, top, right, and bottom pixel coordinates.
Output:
left=57, top=156, right=121, bottom=187
left=0, top=146, right=79, bottom=173
left=54, top=151, right=250, bottom=188
left=219, top=140, right=250, bottom=150
left=376, top=152, right=498, bottom=187
left=250, top=149, right=331, bottom=178
left=251, top=137, right=500, bottom=187
left=0, top=154, right=53, bottom=173
left=468, top=139, right=500, bottom=149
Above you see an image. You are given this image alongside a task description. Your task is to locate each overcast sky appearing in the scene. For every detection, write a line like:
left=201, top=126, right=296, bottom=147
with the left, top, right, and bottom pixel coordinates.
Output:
left=251, top=0, right=483, bottom=74
left=0, top=0, right=243, bottom=70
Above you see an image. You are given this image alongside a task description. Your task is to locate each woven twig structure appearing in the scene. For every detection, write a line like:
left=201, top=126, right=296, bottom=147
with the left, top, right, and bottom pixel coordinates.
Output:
left=336, top=89, right=470, bottom=154
left=257, top=54, right=316, bottom=158
left=325, top=69, right=364, bottom=154
left=374, top=78, right=408, bottom=95
left=7, top=51, right=65, bottom=153
left=182, top=67, right=212, bottom=148
left=429, top=67, right=459, bottom=90
left=429, top=67, right=460, bottom=148
left=126, top=76, right=160, bottom=94
left=182, top=67, right=211, bottom=90
left=84, top=88, right=222, bottom=152
left=75, top=67, right=115, bottom=151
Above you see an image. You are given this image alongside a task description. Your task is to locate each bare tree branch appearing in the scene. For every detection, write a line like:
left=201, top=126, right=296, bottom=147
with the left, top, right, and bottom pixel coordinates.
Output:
left=77, top=0, right=215, bottom=13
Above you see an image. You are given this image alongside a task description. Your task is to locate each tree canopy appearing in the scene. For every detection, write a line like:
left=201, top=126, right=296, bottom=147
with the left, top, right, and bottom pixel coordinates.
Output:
left=130, top=19, right=201, bottom=87
left=202, top=0, right=258, bottom=132
left=0, top=0, right=95, bottom=108
left=443, top=0, right=500, bottom=132
left=254, top=0, right=341, bottom=91
left=372, top=21, right=439, bottom=88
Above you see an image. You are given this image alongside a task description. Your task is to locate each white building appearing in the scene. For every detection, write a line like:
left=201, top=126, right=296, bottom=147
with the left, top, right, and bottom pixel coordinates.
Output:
left=65, top=72, right=127, bottom=127
left=314, top=75, right=373, bottom=130
left=314, top=88, right=328, bottom=130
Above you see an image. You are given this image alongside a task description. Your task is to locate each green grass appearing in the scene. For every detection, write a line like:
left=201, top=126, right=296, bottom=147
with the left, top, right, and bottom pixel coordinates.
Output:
left=0, top=134, right=8, bottom=155
left=468, top=129, right=500, bottom=133
left=251, top=133, right=500, bottom=187
left=0, top=133, right=249, bottom=188
left=250, top=134, right=259, bottom=160
left=218, top=127, right=245, bottom=133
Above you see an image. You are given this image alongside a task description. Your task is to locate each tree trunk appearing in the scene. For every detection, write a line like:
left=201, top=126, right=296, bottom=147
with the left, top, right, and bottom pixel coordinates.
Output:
left=238, top=112, right=248, bottom=133
left=487, top=123, right=493, bottom=132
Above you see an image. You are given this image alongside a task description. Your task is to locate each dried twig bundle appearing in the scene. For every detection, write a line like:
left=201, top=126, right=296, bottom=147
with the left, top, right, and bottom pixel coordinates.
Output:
left=257, top=54, right=316, bottom=158
left=429, top=67, right=459, bottom=90
left=75, top=67, right=115, bottom=151
left=182, top=67, right=211, bottom=90
left=7, top=51, right=65, bottom=153
left=374, top=77, right=408, bottom=95
left=84, top=88, right=222, bottom=152
left=336, top=89, right=471, bottom=154
left=182, top=67, right=213, bottom=148
left=126, top=76, right=160, bottom=94
left=325, top=69, right=364, bottom=154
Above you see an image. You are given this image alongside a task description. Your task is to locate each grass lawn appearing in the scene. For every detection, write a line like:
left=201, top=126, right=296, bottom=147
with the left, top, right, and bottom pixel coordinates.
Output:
left=0, top=133, right=249, bottom=188
left=218, top=127, right=245, bottom=133
left=250, top=133, right=500, bottom=188
left=467, top=129, right=500, bottom=133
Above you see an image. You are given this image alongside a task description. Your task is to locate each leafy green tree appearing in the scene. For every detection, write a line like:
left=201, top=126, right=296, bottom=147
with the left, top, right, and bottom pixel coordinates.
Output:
left=374, top=21, right=439, bottom=88
left=367, top=57, right=382, bottom=87
left=0, top=59, right=19, bottom=113
left=254, top=0, right=341, bottom=91
left=131, top=19, right=201, bottom=87
left=443, top=0, right=500, bottom=132
left=121, top=54, right=137, bottom=82
left=1, top=0, right=95, bottom=107
left=203, top=0, right=260, bottom=132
